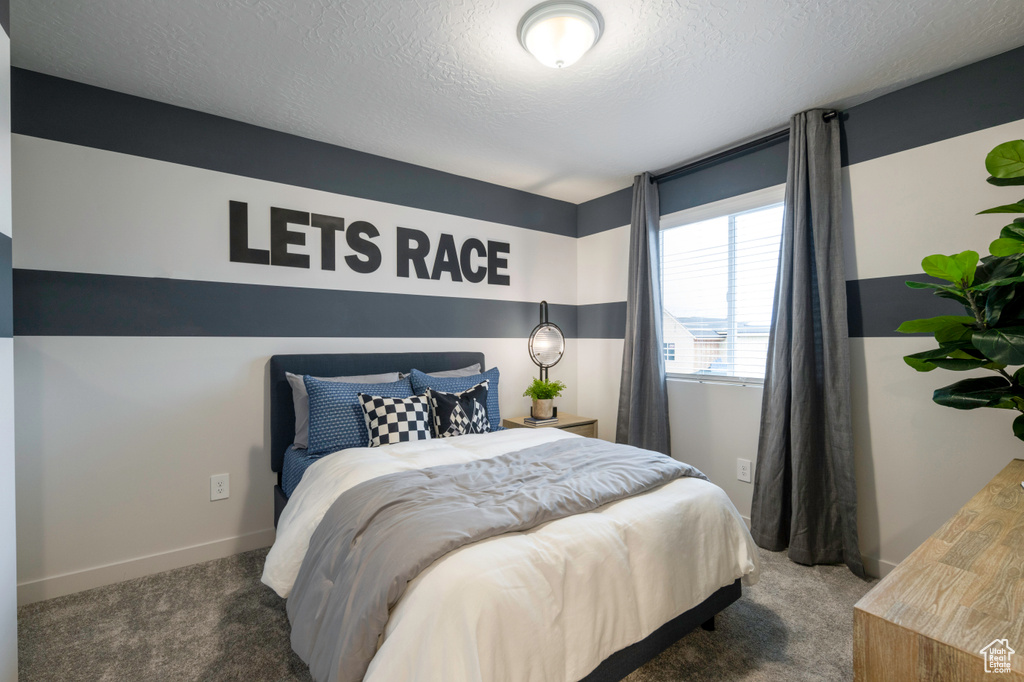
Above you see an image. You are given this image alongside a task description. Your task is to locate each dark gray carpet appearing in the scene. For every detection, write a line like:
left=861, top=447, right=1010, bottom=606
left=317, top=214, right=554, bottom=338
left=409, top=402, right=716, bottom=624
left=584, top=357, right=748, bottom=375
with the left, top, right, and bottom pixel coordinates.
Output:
left=18, top=546, right=875, bottom=681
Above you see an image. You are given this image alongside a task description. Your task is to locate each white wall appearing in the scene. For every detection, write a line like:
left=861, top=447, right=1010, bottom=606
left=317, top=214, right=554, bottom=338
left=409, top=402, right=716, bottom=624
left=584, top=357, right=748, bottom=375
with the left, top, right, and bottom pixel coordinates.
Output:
left=575, top=224, right=629, bottom=441
left=843, top=119, right=1024, bottom=575
left=12, top=135, right=578, bottom=604
left=578, top=117, right=1024, bottom=578
left=0, top=22, right=17, bottom=681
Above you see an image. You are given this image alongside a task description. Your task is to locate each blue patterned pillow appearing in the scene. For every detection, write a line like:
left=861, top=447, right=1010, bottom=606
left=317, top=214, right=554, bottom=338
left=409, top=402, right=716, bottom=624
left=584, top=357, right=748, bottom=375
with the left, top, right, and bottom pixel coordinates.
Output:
left=305, top=375, right=413, bottom=456
left=408, top=367, right=501, bottom=432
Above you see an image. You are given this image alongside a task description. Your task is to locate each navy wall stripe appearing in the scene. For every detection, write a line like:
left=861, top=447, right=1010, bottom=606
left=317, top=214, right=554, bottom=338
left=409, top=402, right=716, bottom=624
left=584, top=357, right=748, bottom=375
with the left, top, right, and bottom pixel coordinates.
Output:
left=11, top=69, right=578, bottom=238
left=659, top=139, right=789, bottom=217
left=10, top=268, right=969, bottom=340
left=562, top=276, right=962, bottom=341
left=846, top=274, right=961, bottom=339
left=576, top=138, right=789, bottom=237
left=0, top=235, right=11, bottom=338
left=13, top=269, right=580, bottom=339
left=579, top=44, right=1024, bottom=238
left=0, top=0, right=9, bottom=38
left=841, top=45, right=1024, bottom=168
left=578, top=301, right=627, bottom=339
left=577, top=187, right=632, bottom=239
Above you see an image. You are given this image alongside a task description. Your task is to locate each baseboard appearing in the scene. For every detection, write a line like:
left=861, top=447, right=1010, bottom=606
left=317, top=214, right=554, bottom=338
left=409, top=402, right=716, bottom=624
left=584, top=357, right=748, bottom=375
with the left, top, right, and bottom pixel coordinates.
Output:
left=17, top=528, right=276, bottom=606
left=860, top=554, right=898, bottom=580
left=741, top=514, right=897, bottom=580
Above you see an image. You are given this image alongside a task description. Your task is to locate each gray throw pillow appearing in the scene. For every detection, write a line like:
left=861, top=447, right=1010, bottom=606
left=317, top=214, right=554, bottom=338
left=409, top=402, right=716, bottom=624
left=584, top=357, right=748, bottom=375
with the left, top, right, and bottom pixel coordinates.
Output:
left=287, top=371, right=402, bottom=449
left=403, top=363, right=482, bottom=379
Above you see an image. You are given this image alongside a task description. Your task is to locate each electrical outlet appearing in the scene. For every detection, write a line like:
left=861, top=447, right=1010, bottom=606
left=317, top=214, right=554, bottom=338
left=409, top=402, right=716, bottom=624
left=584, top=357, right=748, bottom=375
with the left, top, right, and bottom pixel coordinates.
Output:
left=210, top=473, right=229, bottom=501
left=737, top=459, right=752, bottom=483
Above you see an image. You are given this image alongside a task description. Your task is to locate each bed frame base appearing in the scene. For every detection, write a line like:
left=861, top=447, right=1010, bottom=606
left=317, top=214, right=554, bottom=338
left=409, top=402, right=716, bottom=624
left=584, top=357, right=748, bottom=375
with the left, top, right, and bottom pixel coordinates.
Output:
left=578, top=579, right=741, bottom=682
left=274, top=484, right=287, bottom=528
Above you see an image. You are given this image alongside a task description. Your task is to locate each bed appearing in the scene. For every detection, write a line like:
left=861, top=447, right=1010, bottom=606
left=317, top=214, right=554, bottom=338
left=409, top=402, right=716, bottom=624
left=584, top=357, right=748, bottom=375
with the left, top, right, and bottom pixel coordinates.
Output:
left=263, top=352, right=759, bottom=682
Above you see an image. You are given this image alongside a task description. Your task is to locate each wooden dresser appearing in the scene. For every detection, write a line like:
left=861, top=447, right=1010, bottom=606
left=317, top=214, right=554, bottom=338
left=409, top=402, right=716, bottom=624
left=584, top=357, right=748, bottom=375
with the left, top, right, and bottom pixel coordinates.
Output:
left=501, top=413, right=598, bottom=438
left=854, top=458, right=1024, bottom=680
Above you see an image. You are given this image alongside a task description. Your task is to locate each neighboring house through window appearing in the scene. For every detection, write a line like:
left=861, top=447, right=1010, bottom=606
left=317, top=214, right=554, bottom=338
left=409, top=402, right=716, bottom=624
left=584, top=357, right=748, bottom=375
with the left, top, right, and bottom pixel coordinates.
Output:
left=660, top=185, right=785, bottom=384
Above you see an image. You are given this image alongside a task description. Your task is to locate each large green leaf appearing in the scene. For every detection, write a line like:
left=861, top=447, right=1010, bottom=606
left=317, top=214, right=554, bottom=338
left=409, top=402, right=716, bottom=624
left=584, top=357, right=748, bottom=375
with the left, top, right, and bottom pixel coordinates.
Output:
left=1014, top=414, right=1024, bottom=442
left=1000, top=223, right=1024, bottom=241
left=935, top=322, right=974, bottom=344
left=954, top=251, right=979, bottom=285
left=986, top=140, right=1024, bottom=179
left=921, top=254, right=966, bottom=282
left=989, top=238, right=1024, bottom=257
left=971, top=326, right=1024, bottom=364
left=978, top=200, right=1024, bottom=215
left=932, top=376, right=1014, bottom=410
left=986, top=285, right=1016, bottom=326
left=971, top=275, right=1024, bottom=291
left=905, top=281, right=959, bottom=292
left=988, top=176, right=1024, bottom=187
left=903, top=348, right=944, bottom=372
left=902, top=345, right=981, bottom=371
left=929, top=357, right=990, bottom=371
left=896, top=315, right=975, bottom=334
left=976, top=254, right=1022, bottom=283
left=933, top=288, right=971, bottom=305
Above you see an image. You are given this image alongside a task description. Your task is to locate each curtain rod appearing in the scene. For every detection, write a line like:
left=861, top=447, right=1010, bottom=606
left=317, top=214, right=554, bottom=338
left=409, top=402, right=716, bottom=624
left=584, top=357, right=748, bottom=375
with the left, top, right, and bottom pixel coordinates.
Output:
left=652, top=109, right=838, bottom=184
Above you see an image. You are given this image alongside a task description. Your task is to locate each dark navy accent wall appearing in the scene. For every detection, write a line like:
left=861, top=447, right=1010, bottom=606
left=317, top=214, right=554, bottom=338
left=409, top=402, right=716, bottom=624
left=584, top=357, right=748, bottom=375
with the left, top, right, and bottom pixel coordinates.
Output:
left=13, top=269, right=579, bottom=339
left=575, top=44, right=1024, bottom=341
left=576, top=133, right=789, bottom=237
left=0, top=235, right=11, bottom=338
left=578, top=302, right=627, bottom=339
left=846, top=275, right=961, bottom=338
left=0, top=0, right=9, bottom=38
left=841, top=45, right=1024, bottom=167
left=659, top=139, right=789, bottom=216
left=579, top=44, right=1024, bottom=238
left=11, top=69, right=577, bottom=238
left=577, top=187, right=631, bottom=238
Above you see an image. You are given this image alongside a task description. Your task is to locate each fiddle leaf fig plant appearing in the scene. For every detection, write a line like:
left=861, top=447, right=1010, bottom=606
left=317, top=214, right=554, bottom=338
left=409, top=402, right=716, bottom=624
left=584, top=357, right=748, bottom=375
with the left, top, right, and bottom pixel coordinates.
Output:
left=899, top=140, right=1024, bottom=440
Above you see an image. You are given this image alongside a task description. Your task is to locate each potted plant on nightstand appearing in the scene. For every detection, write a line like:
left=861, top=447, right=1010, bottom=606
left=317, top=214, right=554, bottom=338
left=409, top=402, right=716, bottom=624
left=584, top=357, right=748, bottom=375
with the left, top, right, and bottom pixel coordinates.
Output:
left=899, top=139, right=1024, bottom=440
left=523, top=378, right=566, bottom=420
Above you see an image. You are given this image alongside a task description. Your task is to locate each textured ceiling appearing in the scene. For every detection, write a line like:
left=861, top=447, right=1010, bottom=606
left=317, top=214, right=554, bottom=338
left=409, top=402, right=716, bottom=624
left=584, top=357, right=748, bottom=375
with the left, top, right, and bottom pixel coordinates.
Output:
left=11, top=0, right=1024, bottom=204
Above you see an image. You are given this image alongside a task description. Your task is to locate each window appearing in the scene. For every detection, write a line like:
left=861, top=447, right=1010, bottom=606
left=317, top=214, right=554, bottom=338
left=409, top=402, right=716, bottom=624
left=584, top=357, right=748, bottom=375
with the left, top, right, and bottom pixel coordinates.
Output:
left=660, top=186, right=785, bottom=384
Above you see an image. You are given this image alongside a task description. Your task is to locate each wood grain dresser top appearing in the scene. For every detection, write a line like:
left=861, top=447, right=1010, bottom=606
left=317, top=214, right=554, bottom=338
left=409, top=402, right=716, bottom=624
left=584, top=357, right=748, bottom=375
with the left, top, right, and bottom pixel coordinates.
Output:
left=855, top=458, right=1024, bottom=674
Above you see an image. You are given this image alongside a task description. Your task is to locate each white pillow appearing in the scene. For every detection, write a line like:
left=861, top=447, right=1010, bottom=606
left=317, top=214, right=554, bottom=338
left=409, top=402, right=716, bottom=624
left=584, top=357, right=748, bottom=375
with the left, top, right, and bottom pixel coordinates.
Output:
left=286, top=371, right=402, bottom=449
left=401, top=363, right=482, bottom=379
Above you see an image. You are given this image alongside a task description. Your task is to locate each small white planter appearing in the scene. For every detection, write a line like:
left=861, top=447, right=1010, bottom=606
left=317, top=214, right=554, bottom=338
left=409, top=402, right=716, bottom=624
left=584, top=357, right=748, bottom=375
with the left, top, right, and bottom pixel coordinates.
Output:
left=532, top=399, right=554, bottom=419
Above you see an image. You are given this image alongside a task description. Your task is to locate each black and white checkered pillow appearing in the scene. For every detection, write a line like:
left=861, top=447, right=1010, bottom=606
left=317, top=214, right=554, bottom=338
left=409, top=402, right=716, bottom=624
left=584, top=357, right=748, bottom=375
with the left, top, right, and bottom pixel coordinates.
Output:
left=358, top=393, right=433, bottom=447
left=426, top=381, right=491, bottom=438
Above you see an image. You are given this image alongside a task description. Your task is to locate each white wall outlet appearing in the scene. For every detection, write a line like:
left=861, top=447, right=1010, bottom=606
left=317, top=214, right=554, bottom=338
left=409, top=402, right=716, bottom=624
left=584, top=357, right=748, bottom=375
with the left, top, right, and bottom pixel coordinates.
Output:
left=737, top=459, right=752, bottom=483
left=210, top=473, right=229, bottom=501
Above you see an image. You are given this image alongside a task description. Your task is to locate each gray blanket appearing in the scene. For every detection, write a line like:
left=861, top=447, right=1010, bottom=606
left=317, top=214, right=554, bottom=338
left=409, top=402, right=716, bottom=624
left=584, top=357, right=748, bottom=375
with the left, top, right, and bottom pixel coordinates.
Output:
left=287, top=436, right=708, bottom=682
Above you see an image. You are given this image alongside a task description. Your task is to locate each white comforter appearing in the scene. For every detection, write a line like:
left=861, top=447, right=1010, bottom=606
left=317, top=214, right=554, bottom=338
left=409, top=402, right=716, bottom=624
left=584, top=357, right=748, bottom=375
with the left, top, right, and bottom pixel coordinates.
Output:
left=263, top=428, right=760, bottom=682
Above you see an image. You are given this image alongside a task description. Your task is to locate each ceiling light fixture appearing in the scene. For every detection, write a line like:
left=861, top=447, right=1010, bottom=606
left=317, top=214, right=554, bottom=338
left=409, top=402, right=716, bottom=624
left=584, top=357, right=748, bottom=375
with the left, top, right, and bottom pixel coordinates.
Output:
left=518, top=1, right=604, bottom=69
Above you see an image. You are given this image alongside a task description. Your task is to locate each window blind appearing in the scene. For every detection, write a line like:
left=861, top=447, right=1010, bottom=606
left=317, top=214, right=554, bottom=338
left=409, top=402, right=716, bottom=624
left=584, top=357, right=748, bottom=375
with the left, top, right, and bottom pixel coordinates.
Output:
left=660, top=203, right=784, bottom=382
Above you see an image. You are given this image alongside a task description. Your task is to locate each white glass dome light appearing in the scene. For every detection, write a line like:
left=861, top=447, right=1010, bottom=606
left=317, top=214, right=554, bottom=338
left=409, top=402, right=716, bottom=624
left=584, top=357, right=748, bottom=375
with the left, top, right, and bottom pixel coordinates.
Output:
left=518, top=2, right=604, bottom=69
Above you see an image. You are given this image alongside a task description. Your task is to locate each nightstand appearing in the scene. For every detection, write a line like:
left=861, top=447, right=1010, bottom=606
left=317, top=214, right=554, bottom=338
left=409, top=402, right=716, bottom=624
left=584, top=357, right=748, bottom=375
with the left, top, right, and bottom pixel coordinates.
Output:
left=502, top=413, right=598, bottom=438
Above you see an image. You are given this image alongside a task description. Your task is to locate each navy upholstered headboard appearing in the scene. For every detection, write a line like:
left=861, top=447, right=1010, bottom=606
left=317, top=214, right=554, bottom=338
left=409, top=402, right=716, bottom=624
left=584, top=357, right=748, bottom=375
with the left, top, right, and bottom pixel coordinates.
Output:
left=268, top=352, right=486, bottom=475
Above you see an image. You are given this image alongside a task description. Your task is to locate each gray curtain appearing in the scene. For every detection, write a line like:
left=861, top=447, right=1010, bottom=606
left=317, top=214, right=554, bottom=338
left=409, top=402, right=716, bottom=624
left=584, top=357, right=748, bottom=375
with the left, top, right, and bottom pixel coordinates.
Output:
left=616, top=172, right=671, bottom=455
left=750, top=110, right=865, bottom=579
